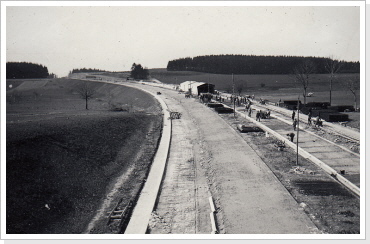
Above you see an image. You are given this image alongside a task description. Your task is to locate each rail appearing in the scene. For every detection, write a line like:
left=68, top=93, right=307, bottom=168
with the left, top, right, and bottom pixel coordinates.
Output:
left=221, top=103, right=360, bottom=197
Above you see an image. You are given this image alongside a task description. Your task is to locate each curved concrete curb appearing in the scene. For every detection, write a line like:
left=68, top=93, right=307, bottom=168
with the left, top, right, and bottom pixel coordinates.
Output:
left=113, top=84, right=172, bottom=234
left=80, top=79, right=173, bottom=233
left=208, top=196, right=218, bottom=234
left=222, top=104, right=360, bottom=197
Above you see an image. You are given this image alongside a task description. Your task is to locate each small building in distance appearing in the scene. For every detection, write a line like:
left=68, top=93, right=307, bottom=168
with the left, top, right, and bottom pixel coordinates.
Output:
left=179, top=81, right=215, bottom=95
left=86, top=75, right=102, bottom=80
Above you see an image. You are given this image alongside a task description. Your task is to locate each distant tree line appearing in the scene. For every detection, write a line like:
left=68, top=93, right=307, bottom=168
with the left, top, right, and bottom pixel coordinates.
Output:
left=6, top=62, right=49, bottom=79
left=167, top=55, right=360, bottom=74
left=70, top=68, right=107, bottom=74
left=48, top=73, right=57, bottom=78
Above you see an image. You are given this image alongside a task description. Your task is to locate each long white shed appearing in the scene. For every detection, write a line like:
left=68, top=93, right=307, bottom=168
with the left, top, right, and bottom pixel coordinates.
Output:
left=179, top=81, right=206, bottom=95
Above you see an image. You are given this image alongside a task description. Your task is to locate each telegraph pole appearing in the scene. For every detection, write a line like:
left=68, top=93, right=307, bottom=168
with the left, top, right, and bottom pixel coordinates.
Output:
left=296, top=96, right=300, bottom=166
left=208, top=73, right=210, bottom=93
left=232, top=73, right=235, bottom=118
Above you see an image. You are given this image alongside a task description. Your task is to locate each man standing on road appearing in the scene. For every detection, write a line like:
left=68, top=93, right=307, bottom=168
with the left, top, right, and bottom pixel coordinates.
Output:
left=308, top=114, right=312, bottom=126
left=256, top=110, right=261, bottom=121
left=248, top=108, right=252, bottom=117
left=292, top=110, right=296, bottom=121
left=287, top=133, right=295, bottom=142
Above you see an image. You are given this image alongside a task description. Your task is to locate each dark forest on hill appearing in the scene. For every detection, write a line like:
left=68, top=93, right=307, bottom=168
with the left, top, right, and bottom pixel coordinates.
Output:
left=70, top=68, right=108, bottom=74
left=167, top=55, right=360, bottom=74
left=6, top=62, right=50, bottom=79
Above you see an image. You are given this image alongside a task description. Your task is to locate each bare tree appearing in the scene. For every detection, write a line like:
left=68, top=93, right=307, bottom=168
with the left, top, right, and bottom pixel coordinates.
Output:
left=76, top=82, right=96, bottom=110
left=293, top=60, right=316, bottom=105
left=343, top=75, right=360, bottom=111
left=325, top=57, right=342, bottom=105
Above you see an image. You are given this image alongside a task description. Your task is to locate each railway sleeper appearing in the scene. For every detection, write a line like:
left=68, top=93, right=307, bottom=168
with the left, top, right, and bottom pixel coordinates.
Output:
left=110, top=215, right=123, bottom=219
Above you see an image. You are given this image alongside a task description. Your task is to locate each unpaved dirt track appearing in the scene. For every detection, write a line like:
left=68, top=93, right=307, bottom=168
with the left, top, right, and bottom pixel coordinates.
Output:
left=124, top=82, right=319, bottom=234
left=148, top=94, right=212, bottom=234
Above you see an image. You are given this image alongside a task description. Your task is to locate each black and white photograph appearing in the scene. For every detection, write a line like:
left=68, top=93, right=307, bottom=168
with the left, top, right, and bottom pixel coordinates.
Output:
left=1, top=0, right=365, bottom=240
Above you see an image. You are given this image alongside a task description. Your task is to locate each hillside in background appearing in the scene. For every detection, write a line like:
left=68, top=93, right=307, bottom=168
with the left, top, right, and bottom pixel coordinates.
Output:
left=167, top=55, right=360, bottom=74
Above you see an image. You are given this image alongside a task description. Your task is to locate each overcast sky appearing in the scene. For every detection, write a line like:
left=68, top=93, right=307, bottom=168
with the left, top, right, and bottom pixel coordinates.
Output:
left=6, top=4, right=361, bottom=77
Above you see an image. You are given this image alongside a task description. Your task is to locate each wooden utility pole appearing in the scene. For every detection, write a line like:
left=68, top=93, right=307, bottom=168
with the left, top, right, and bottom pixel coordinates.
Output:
left=232, top=73, right=235, bottom=118
left=296, top=96, right=300, bottom=166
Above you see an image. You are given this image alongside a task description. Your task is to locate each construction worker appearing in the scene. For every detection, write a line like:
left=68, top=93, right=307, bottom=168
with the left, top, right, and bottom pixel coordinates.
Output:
left=308, top=114, right=312, bottom=125
left=256, top=110, right=261, bottom=121
left=287, top=133, right=295, bottom=142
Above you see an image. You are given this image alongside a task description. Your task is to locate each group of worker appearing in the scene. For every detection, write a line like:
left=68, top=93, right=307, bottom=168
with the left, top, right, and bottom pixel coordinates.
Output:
left=288, top=108, right=322, bottom=142
left=247, top=106, right=270, bottom=122
left=215, top=94, right=324, bottom=144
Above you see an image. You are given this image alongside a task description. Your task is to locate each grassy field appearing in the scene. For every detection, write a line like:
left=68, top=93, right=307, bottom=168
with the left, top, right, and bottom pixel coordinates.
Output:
left=148, top=68, right=360, bottom=107
left=6, top=78, right=162, bottom=234
left=147, top=68, right=360, bottom=129
left=6, top=78, right=161, bottom=113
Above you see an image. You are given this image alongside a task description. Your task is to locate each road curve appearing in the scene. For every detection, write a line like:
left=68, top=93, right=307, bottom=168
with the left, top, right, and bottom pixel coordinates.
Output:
left=119, top=81, right=319, bottom=234
left=118, top=84, right=172, bottom=234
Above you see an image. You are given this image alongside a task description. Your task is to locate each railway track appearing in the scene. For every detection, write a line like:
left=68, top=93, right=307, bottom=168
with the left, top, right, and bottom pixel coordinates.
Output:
left=254, top=107, right=361, bottom=156
left=252, top=101, right=360, bottom=144
left=218, top=99, right=360, bottom=195
left=320, top=125, right=360, bottom=145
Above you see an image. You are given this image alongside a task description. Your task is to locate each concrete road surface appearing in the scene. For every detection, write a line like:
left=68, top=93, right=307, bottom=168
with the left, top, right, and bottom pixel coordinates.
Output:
left=127, top=82, right=319, bottom=234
